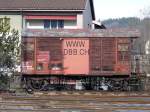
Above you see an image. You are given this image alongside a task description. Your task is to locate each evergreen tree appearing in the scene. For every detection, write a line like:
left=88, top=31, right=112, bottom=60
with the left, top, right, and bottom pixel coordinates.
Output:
left=0, top=17, right=20, bottom=89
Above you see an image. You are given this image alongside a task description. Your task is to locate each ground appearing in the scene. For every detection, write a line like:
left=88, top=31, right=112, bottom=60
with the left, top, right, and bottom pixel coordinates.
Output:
left=0, top=92, right=150, bottom=112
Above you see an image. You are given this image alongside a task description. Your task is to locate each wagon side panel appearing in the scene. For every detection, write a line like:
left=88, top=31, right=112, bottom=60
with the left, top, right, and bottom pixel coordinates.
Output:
left=89, top=38, right=116, bottom=76
left=115, top=38, right=131, bottom=75
left=35, top=37, right=63, bottom=75
left=63, top=38, right=89, bottom=75
left=22, top=37, right=35, bottom=74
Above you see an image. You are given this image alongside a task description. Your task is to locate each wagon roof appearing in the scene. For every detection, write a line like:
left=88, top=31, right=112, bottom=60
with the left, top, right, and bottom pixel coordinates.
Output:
left=22, top=28, right=140, bottom=38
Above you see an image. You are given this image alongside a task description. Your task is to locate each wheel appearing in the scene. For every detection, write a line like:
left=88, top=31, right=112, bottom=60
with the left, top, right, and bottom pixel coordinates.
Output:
left=26, top=78, right=46, bottom=91
left=108, top=79, right=124, bottom=91
left=122, top=80, right=129, bottom=91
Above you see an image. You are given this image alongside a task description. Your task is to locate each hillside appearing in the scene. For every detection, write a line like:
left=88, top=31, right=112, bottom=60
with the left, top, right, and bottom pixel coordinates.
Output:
left=102, top=17, right=141, bottom=28
left=102, top=17, right=150, bottom=54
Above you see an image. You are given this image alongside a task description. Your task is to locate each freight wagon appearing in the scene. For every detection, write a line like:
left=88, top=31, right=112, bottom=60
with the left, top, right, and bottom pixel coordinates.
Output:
left=21, top=29, right=141, bottom=91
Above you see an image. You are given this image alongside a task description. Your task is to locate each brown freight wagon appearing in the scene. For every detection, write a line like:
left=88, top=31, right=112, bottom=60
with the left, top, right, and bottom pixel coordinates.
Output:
left=21, top=28, right=141, bottom=91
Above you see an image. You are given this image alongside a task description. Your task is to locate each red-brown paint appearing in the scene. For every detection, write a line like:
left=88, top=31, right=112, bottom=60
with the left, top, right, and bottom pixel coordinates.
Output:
left=63, top=38, right=89, bottom=75
left=24, top=15, right=77, bottom=20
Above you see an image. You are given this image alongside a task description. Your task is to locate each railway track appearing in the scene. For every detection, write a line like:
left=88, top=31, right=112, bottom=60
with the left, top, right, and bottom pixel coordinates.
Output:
left=31, top=91, right=150, bottom=97
left=1, top=92, right=150, bottom=112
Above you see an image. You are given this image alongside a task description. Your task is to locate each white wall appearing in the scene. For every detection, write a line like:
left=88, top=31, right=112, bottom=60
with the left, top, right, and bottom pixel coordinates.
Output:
left=83, top=0, right=93, bottom=29
left=77, top=14, right=84, bottom=29
left=145, top=40, right=150, bottom=54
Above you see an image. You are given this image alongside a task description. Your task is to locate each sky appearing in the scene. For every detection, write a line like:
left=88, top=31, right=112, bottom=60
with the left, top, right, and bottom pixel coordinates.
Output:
left=94, top=0, right=150, bottom=20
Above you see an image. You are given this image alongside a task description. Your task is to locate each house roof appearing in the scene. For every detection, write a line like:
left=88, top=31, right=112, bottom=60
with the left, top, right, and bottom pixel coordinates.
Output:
left=0, top=0, right=86, bottom=10
left=0, top=0, right=95, bottom=20
left=22, top=28, right=140, bottom=38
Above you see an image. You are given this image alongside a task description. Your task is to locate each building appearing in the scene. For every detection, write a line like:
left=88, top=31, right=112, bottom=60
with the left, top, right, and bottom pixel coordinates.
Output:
left=0, top=0, right=95, bottom=34
left=0, top=0, right=96, bottom=90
